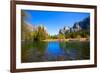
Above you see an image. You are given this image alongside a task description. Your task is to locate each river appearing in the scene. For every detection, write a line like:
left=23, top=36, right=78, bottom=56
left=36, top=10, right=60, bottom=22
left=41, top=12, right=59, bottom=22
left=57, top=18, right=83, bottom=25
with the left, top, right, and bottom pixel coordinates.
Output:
left=21, top=41, right=90, bottom=63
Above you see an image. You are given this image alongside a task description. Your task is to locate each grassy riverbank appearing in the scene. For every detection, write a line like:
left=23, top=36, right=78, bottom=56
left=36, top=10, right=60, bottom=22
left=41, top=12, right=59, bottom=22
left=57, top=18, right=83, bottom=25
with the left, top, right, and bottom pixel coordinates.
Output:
left=42, top=38, right=89, bottom=42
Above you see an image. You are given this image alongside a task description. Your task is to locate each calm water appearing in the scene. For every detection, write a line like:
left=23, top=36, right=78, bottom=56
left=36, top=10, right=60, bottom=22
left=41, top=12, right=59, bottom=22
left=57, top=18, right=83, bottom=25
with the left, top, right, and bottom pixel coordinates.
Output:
left=21, top=41, right=90, bottom=63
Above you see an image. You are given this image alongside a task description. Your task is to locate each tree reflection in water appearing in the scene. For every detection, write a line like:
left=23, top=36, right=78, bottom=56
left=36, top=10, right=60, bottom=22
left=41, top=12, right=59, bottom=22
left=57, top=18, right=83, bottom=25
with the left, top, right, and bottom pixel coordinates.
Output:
left=21, top=41, right=90, bottom=63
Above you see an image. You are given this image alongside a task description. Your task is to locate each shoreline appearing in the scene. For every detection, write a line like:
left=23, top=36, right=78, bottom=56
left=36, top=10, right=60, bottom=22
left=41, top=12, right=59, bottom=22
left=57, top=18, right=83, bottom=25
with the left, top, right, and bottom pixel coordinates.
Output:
left=42, top=38, right=89, bottom=42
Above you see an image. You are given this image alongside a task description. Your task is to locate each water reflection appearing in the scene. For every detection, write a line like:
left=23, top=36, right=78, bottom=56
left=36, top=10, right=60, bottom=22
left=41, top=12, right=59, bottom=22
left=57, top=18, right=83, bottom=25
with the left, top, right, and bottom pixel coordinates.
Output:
left=43, top=42, right=66, bottom=61
left=21, top=41, right=90, bottom=63
left=21, top=41, right=48, bottom=62
left=59, top=41, right=90, bottom=60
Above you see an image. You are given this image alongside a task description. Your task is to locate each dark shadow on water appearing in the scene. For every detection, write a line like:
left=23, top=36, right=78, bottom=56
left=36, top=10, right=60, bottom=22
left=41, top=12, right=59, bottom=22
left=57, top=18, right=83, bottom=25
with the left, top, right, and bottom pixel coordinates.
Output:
left=21, top=41, right=90, bottom=63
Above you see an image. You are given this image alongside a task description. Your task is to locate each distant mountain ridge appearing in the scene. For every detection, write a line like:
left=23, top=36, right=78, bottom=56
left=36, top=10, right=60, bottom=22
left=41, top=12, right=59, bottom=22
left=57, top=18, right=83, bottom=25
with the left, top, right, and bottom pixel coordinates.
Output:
left=59, top=16, right=90, bottom=34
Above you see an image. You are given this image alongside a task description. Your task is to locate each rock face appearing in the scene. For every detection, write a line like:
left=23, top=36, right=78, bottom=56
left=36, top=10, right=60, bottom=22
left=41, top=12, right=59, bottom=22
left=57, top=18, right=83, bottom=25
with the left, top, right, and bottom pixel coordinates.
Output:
left=59, top=26, right=70, bottom=34
left=59, top=17, right=90, bottom=34
left=78, top=17, right=90, bottom=30
left=72, top=22, right=81, bottom=32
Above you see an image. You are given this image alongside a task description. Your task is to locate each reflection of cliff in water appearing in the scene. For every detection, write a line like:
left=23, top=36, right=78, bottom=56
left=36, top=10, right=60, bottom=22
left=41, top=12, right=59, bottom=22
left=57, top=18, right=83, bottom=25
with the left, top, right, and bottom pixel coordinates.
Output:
left=59, top=41, right=90, bottom=60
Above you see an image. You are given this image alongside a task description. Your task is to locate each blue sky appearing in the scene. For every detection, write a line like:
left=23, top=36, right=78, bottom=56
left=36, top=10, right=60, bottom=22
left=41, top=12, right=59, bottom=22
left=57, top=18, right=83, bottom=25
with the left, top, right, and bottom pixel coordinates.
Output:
left=23, top=10, right=90, bottom=35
